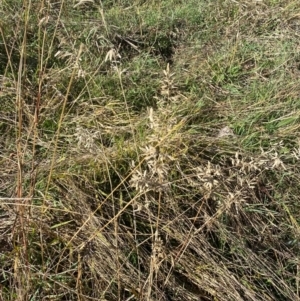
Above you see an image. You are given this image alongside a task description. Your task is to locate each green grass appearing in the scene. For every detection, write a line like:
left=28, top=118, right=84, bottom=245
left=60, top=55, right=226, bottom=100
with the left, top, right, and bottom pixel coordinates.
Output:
left=0, top=0, right=300, bottom=300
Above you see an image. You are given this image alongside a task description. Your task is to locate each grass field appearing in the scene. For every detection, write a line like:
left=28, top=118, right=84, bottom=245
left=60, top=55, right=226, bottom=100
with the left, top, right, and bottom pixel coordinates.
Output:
left=1, top=0, right=300, bottom=300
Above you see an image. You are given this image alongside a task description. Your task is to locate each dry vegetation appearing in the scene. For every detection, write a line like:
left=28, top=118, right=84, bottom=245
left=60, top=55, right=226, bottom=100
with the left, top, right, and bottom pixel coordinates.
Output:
left=1, top=0, right=300, bottom=300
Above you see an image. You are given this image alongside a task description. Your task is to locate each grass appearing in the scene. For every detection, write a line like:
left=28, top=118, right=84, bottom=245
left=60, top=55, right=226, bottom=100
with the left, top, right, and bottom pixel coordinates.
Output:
left=1, top=0, right=300, bottom=300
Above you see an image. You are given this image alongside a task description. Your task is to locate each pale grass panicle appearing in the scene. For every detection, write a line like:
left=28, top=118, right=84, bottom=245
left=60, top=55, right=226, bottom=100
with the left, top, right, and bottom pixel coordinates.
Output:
left=140, top=145, right=170, bottom=179
left=270, top=152, right=286, bottom=170
left=194, top=162, right=221, bottom=192
left=74, top=126, right=99, bottom=154
left=186, top=145, right=289, bottom=212
left=151, top=232, right=165, bottom=272
left=129, top=146, right=170, bottom=194
left=231, top=147, right=286, bottom=173
left=217, top=126, right=235, bottom=138
left=161, top=64, right=177, bottom=96
left=155, top=63, right=181, bottom=107
left=130, top=169, right=151, bottom=194
left=130, top=101, right=178, bottom=195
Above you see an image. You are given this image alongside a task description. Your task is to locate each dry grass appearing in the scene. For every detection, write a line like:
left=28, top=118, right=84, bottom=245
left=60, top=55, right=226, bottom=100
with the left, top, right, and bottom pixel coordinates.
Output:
left=1, top=0, right=300, bottom=300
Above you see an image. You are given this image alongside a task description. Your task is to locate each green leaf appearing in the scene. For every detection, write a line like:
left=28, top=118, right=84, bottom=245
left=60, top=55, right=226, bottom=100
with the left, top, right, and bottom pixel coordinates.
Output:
left=277, top=116, right=297, bottom=128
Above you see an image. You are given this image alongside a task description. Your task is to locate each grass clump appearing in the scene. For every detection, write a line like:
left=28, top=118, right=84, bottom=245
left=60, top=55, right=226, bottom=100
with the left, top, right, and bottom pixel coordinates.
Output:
left=0, top=0, right=300, bottom=300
